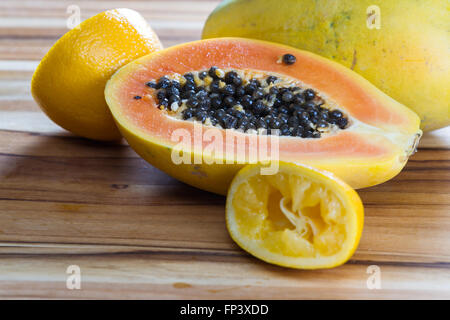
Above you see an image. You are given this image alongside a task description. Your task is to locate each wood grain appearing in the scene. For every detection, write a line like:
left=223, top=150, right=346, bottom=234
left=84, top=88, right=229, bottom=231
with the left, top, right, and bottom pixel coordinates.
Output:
left=0, top=0, right=449, bottom=299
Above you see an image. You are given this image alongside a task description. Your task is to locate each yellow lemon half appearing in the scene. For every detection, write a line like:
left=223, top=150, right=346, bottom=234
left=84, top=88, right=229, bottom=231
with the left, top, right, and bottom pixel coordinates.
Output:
left=31, top=8, right=162, bottom=140
left=226, top=162, right=364, bottom=269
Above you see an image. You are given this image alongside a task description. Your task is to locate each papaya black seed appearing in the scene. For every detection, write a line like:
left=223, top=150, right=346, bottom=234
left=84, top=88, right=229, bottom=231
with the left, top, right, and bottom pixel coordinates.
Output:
left=290, top=127, right=300, bottom=136
left=248, top=115, right=258, bottom=125
left=256, top=118, right=267, bottom=129
left=168, top=95, right=179, bottom=104
left=282, top=91, right=293, bottom=102
left=183, top=82, right=195, bottom=92
left=264, top=115, right=273, bottom=125
left=302, top=130, right=313, bottom=138
left=223, top=114, right=238, bottom=129
left=199, top=98, right=211, bottom=109
left=308, top=109, right=319, bottom=118
left=249, top=79, right=261, bottom=87
left=327, top=118, right=337, bottom=125
left=240, top=95, right=253, bottom=108
left=224, top=71, right=236, bottom=84
left=210, top=80, right=221, bottom=93
left=288, top=116, right=300, bottom=127
left=278, top=87, right=290, bottom=95
left=272, top=97, right=282, bottom=107
left=215, top=109, right=226, bottom=118
left=269, top=108, right=279, bottom=117
left=262, top=105, right=272, bottom=115
left=264, top=94, right=273, bottom=101
left=166, top=86, right=179, bottom=97
left=181, top=90, right=195, bottom=99
left=269, top=86, right=279, bottom=95
left=226, top=108, right=235, bottom=115
left=252, top=88, right=265, bottom=100
left=198, top=71, right=208, bottom=80
left=208, top=66, right=220, bottom=79
left=183, top=73, right=195, bottom=82
left=234, top=110, right=245, bottom=119
left=270, top=117, right=282, bottom=129
left=278, top=113, right=289, bottom=124
left=223, top=96, right=235, bottom=107
left=317, top=120, right=328, bottom=128
left=282, top=54, right=296, bottom=65
left=252, top=100, right=265, bottom=115
left=278, top=106, right=290, bottom=114
left=216, top=114, right=227, bottom=125
left=331, top=110, right=343, bottom=119
left=133, top=95, right=142, bottom=100
left=245, top=83, right=257, bottom=95
left=157, top=76, right=171, bottom=89
left=280, top=125, right=291, bottom=136
left=298, top=111, right=310, bottom=122
left=195, top=110, right=207, bottom=123
left=337, top=117, right=348, bottom=129
left=303, top=89, right=316, bottom=101
left=194, top=85, right=205, bottom=94
left=304, top=101, right=316, bottom=109
left=319, top=110, right=330, bottom=120
left=171, top=80, right=181, bottom=90
left=246, top=122, right=257, bottom=131
left=288, top=104, right=298, bottom=112
left=187, top=97, right=199, bottom=108
left=266, top=76, right=278, bottom=84
left=182, top=108, right=194, bottom=120
left=293, top=94, right=305, bottom=105
left=196, top=89, right=208, bottom=98
left=225, top=71, right=242, bottom=86
left=238, top=117, right=249, bottom=129
left=234, top=86, right=246, bottom=97
left=156, top=90, right=166, bottom=101
left=210, top=97, right=222, bottom=108
left=312, top=131, right=321, bottom=138
left=222, top=84, right=235, bottom=96
left=160, top=98, right=169, bottom=107
left=198, top=106, right=209, bottom=113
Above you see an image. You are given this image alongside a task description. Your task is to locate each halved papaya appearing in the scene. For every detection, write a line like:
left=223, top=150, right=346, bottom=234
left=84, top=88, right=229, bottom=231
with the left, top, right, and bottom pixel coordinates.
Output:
left=105, top=38, right=421, bottom=195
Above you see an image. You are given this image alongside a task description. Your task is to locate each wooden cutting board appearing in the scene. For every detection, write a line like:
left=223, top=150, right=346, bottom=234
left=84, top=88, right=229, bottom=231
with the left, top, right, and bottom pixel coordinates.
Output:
left=0, top=0, right=449, bottom=299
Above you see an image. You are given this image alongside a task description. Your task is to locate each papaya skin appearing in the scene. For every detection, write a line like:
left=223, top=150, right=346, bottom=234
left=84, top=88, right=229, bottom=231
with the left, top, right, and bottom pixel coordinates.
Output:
left=105, top=38, right=421, bottom=196
left=202, top=0, right=450, bottom=132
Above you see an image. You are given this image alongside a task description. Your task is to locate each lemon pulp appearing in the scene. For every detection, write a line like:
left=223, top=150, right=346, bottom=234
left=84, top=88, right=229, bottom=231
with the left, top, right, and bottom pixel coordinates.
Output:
left=232, top=172, right=348, bottom=258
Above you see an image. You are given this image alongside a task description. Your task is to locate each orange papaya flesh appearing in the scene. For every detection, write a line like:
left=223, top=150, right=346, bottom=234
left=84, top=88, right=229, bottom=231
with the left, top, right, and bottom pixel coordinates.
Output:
left=105, top=38, right=421, bottom=195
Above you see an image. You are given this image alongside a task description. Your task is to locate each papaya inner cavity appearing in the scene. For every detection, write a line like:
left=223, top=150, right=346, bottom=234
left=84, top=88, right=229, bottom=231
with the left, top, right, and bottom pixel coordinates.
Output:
left=144, top=66, right=350, bottom=138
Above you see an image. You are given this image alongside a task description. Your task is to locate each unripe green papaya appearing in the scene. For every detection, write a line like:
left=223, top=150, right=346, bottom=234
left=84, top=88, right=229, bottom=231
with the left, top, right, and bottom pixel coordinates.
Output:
left=202, top=0, right=449, bottom=131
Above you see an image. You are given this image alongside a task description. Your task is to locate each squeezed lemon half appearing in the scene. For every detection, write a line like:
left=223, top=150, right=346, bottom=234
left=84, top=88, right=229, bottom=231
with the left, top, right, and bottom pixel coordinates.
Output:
left=226, top=162, right=364, bottom=269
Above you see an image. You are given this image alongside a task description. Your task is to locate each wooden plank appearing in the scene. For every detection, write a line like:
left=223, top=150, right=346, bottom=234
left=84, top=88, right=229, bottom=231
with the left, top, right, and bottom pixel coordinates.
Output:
left=0, top=255, right=449, bottom=299
left=0, top=0, right=449, bottom=299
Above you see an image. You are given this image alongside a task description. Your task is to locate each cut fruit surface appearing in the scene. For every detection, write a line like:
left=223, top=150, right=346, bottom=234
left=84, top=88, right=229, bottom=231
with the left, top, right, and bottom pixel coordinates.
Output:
left=226, top=162, right=364, bottom=269
left=105, top=37, right=422, bottom=195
